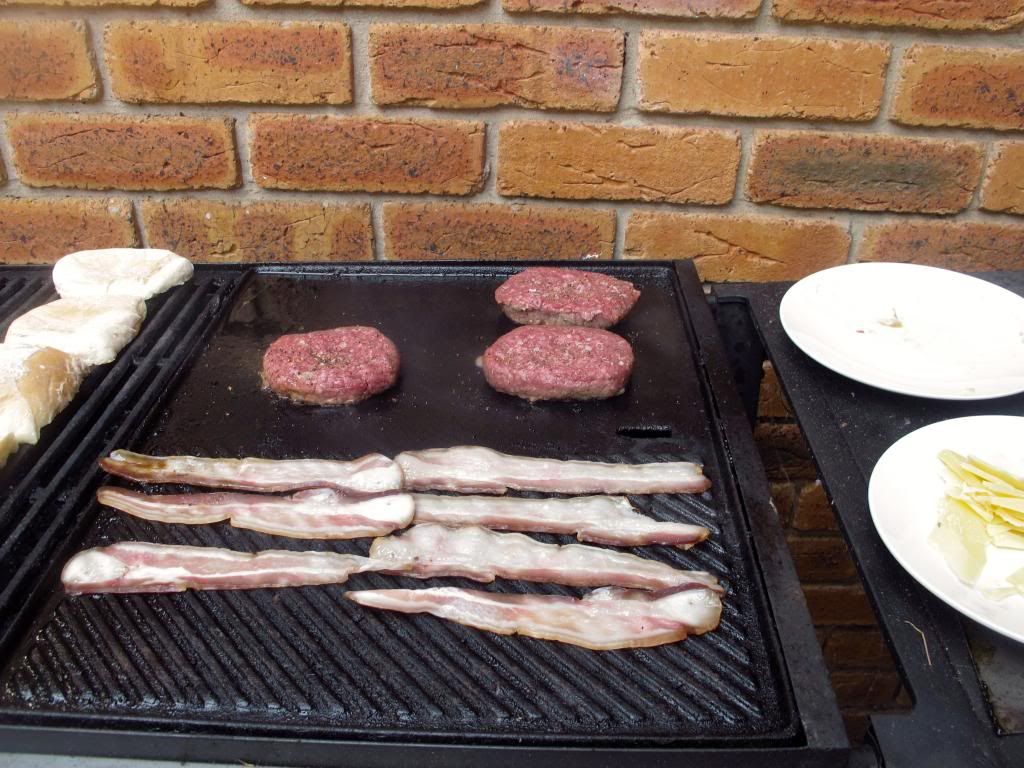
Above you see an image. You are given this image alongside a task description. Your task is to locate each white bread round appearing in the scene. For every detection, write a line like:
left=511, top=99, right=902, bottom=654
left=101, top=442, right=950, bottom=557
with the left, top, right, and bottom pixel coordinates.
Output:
left=0, top=433, right=17, bottom=468
left=0, top=344, right=83, bottom=446
left=6, top=297, right=146, bottom=366
left=53, top=248, right=193, bottom=300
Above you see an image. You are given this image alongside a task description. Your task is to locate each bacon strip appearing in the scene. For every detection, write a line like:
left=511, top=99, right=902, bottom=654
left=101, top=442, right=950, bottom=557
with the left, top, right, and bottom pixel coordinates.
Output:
left=347, top=585, right=722, bottom=650
left=412, top=493, right=709, bottom=548
left=369, top=524, right=722, bottom=592
left=98, top=487, right=415, bottom=539
left=99, top=450, right=403, bottom=495
left=61, top=542, right=383, bottom=594
left=396, top=446, right=710, bottom=495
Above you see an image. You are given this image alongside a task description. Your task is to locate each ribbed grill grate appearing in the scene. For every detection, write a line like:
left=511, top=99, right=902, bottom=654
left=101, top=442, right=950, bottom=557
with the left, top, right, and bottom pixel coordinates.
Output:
left=0, top=266, right=797, bottom=747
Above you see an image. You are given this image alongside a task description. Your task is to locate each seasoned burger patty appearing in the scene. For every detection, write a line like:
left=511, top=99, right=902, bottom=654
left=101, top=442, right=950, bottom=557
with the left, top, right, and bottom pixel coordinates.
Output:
left=262, top=326, right=399, bottom=405
left=481, top=326, right=633, bottom=401
left=495, top=267, right=641, bottom=328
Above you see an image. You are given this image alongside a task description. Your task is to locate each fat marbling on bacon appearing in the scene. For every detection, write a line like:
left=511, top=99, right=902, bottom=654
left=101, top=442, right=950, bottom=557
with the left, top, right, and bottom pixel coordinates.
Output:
left=98, top=487, right=414, bottom=539
left=99, top=450, right=403, bottom=494
left=396, top=446, right=710, bottom=495
left=348, top=585, right=722, bottom=650
left=369, top=524, right=722, bottom=592
left=61, top=541, right=385, bottom=594
left=412, top=493, right=709, bottom=548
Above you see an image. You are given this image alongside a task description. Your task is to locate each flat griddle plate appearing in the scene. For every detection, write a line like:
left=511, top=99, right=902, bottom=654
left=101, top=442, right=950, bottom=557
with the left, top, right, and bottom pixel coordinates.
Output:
left=0, top=264, right=797, bottom=747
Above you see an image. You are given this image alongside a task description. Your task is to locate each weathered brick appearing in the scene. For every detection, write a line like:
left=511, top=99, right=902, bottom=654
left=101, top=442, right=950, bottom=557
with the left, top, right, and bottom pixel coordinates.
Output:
left=0, top=198, right=137, bottom=264
left=106, top=22, right=351, bottom=105
left=499, top=122, right=738, bottom=205
left=759, top=361, right=792, bottom=420
left=141, top=200, right=372, bottom=263
left=7, top=113, right=238, bottom=191
left=787, top=534, right=857, bottom=583
left=892, top=45, right=1024, bottom=132
left=250, top=114, right=485, bottom=195
left=382, top=203, right=615, bottom=261
left=746, top=131, right=982, bottom=214
left=754, top=422, right=819, bottom=482
left=824, top=628, right=896, bottom=669
left=638, top=32, right=888, bottom=122
left=831, top=671, right=903, bottom=709
left=803, top=585, right=876, bottom=626
left=624, top=211, right=849, bottom=281
left=773, top=0, right=1024, bottom=31
left=793, top=480, right=838, bottom=532
left=981, top=143, right=1024, bottom=215
left=1, top=0, right=204, bottom=5
left=370, top=24, right=622, bottom=112
left=244, top=0, right=476, bottom=6
left=859, top=221, right=1024, bottom=272
left=0, top=21, right=97, bottom=101
left=504, top=0, right=760, bottom=18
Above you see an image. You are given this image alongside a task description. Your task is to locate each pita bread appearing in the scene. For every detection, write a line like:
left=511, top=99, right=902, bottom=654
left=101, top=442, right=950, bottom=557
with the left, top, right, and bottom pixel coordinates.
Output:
left=0, top=344, right=83, bottom=446
left=53, top=248, right=193, bottom=300
left=6, top=297, right=146, bottom=366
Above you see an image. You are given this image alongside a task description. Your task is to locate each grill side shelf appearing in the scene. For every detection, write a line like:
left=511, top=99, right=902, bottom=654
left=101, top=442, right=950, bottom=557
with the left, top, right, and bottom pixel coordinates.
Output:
left=0, top=269, right=245, bottom=660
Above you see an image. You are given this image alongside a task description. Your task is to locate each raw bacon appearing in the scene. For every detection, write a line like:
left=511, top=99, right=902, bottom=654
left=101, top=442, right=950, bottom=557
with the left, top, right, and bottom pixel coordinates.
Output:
left=369, top=524, right=722, bottom=592
left=99, top=450, right=403, bottom=495
left=396, top=446, right=710, bottom=495
left=348, top=585, right=722, bottom=650
left=98, top=487, right=414, bottom=539
left=61, top=541, right=383, bottom=594
left=412, top=493, right=709, bottom=548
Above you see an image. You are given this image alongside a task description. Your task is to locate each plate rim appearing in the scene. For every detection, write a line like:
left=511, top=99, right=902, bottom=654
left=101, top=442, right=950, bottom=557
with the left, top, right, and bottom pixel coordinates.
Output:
left=868, top=414, right=1024, bottom=644
left=779, top=262, right=1024, bottom=401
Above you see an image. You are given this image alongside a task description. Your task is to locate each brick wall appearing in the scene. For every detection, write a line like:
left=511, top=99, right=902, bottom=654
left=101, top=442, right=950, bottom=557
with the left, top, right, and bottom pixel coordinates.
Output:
left=0, top=3, right=1023, bottom=272
left=757, top=362, right=911, bottom=742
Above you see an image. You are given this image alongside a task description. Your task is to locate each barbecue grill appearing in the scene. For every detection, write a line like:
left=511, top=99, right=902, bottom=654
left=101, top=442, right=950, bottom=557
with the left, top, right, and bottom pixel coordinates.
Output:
left=0, top=262, right=846, bottom=767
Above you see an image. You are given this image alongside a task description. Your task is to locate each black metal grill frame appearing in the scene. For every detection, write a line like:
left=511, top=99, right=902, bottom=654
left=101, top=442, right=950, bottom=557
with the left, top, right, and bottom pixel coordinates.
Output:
left=0, top=262, right=846, bottom=767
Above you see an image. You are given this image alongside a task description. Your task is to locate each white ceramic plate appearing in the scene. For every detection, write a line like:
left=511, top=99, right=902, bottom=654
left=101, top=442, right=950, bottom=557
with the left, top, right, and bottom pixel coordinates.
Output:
left=869, top=415, right=1024, bottom=643
left=780, top=263, right=1024, bottom=400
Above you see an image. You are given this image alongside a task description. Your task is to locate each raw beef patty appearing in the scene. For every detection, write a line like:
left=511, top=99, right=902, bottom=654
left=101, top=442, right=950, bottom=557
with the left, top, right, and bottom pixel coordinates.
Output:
left=262, top=326, right=400, bottom=405
left=495, top=267, right=640, bottom=328
left=481, top=326, right=633, bottom=401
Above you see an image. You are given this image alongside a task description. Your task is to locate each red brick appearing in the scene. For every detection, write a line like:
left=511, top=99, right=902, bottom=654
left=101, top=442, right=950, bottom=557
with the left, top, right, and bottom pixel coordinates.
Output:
left=792, top=480, right=838, bottom=532
left=623, top=211, right=849, bottom=281
left=638, top=31, right=889, bottom=122
left=803, top=585, right=876, bottom=626
left=859, top=221, right=1024, bottom=272
left=787, top=534, right=857, bottom=583
left=7, top=113, right=238, bottom=191
left=892, top=44, right=1024, bottom=132
left=370, top=24, right=623, bottom=112
left=244, top=0, right=477, bottom=6
left=504, top=0, right=760, bottom=18
left=141, top=200, right=372, bottom=263
left=106, top=22, right=351, bottom=105
left=773, top=0, right=1024, bottom=31
left=981, top=142, right=1024, bottom=215
left=0, top=21, right=97, bottom=101
left=499, top=121, right=739, bottom=205
left=746, top=131, right=983, bottom=214
left=0, top=198, right=137, bottom=264
left=250, top=114, right=485, bottom=196
left=754, top=422, right=818, bottom=482
left=824, top=628, right=896, bottom=669
left=759, top=361, right=792, bottom=419
left=382, top=203, right=615, bottom=261
left=831, top=671, right=903, bottom=709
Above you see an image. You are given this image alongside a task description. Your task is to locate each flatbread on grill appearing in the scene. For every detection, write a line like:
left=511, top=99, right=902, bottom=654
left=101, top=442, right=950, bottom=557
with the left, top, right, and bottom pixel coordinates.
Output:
left=53, top=248, right=193, bottom=301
